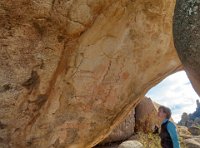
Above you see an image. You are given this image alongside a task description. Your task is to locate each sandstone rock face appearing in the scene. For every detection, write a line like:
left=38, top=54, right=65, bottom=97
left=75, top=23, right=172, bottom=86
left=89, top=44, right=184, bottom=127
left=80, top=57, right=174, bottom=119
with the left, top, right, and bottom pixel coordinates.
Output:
left=0, top=0, right=181, bottom=147
left=173, top=0, right=200, bottom=96
left=135, top=97, right=162, bottom=133
left=118, top=140, right=143, bottom=148
left=101, top=109, right=135, bottom=143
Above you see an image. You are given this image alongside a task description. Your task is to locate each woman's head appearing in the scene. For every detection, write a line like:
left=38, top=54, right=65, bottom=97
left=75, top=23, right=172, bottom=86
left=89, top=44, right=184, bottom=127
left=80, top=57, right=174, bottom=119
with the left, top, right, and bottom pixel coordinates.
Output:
left=158, top=106, right=171, bottom=120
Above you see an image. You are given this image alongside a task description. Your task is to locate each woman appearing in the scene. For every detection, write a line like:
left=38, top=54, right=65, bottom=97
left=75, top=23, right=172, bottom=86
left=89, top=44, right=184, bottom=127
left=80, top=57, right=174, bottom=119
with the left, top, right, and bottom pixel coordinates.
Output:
left=158, top=106, right=180, bottom=148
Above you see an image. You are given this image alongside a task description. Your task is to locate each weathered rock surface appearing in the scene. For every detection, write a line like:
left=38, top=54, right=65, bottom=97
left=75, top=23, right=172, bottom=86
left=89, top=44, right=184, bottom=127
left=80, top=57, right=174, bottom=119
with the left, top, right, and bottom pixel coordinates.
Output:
left=189, top=126, right=200, bottom=136
left=177, top=126, right=192, bottom=139
left=0, top=0, right=181, bottom=147
left=99, top=97, right=157, bottom=145
left=173, top=0, right=200, bottom=96
left=118, top=140, right=143, bottom=148
left=179, top=112, right=191, bottom=127
left=96, top=97, right=159, bottom=147
left=135, top=97, right=162, bottom=133
left=184, top=137, right=200, bottom=148
left=101, top=109, right=135, bottom=143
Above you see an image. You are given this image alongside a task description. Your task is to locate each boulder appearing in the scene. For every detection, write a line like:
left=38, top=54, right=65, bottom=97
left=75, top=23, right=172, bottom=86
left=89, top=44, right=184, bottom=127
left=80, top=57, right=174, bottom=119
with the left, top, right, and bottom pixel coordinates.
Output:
left=189, top=126, right=200, bottom=136
left=101, top=109, right=135, bottom=143
left=98, top=97, right=167, bottom=146
left=100, top=97, right=161, bottom=144
left=118, top=140, right=143, bottom=148
left=0, top=0, right=182, bottom=147
left=173, top=0, right=200, bottom=96
left=184, top=137, right=200, bottom=148
left=179, top=113, right=190, bottom=126
left=177, top=126, right=192, bottom=139
left=135, top=97, right=162, bottom=133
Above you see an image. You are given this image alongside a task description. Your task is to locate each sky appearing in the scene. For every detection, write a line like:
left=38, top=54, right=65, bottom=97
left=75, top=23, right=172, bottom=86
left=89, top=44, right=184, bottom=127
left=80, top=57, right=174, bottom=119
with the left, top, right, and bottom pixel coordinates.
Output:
left=146, top=70, right=200, bottom=123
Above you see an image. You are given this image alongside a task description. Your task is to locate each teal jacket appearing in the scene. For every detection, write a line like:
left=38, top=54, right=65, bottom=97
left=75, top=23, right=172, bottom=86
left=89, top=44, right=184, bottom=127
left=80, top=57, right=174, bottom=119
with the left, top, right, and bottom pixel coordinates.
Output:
left=162, top=119, right=180, bottom=148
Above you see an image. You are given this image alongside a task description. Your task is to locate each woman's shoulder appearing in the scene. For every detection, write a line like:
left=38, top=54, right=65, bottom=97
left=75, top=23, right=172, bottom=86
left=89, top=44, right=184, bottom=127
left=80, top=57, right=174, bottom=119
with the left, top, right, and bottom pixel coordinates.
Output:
left=167, top=121, right=176, bottom=129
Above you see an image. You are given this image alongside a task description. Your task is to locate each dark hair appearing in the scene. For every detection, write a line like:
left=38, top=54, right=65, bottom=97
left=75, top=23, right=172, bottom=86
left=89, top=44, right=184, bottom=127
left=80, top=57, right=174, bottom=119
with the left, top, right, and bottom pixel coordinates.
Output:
left=158, top=106, right=171, bottom=119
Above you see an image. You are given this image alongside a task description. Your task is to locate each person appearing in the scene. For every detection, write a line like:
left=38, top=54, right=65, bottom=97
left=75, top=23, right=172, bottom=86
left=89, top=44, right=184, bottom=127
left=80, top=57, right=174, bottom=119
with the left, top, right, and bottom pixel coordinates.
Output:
left=158, top=106, right=180, bottom=148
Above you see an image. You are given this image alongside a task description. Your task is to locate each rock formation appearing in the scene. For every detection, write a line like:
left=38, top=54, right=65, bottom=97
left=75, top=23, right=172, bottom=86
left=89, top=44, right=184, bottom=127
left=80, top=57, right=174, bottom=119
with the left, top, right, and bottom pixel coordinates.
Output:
left=98, top=97, right=159, bottom=146
left=118, top=140, right=143, bottom=148
left=184, top=137, right=200, bottom=148
left=135, top=97, right=162, bottom=133
left=0, top=0, right=182, bottom=147
left=100, top=109, right=135, bottom=144
left=179, top=99, right=200, bottom=127
left=173, top=0, right=200, bottom=96
left=188, top=126, right=200, bottom=136
left=177, top=126, right=192, bottom=139
left=179, top=113, right=190, bottom=127
left=190, top=100, right=200, bottom=120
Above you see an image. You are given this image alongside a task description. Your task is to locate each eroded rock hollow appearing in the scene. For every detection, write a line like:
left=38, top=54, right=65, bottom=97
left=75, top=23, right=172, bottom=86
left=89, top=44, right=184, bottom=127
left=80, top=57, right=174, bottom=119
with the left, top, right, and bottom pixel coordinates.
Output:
left=0, top=0, right=181, bottom=147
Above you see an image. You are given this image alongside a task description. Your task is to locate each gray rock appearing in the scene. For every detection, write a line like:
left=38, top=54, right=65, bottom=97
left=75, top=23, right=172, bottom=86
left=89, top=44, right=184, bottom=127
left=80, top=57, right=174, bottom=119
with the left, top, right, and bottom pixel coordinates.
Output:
left=173, top=0, right=200, bottom=96
left=101, top=109, right=135, bottom=144
left=189, top=126, right=200, bottom=135
left=118, top=140, right=143, bottom=148
left=184, top=137, right=200, bottom=148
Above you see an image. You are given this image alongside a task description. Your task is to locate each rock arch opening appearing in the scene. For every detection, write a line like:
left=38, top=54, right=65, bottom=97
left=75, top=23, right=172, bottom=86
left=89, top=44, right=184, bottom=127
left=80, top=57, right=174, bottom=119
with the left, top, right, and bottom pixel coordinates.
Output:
left=146, top=70, right=200, bottom=123
left=95, top=70, right=200, bottom=147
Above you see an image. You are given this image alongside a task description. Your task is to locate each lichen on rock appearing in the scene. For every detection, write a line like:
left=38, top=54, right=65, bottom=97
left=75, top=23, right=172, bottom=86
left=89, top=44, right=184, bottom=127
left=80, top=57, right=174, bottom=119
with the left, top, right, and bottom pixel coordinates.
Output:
left=173, top=0, right=200, bottom=96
